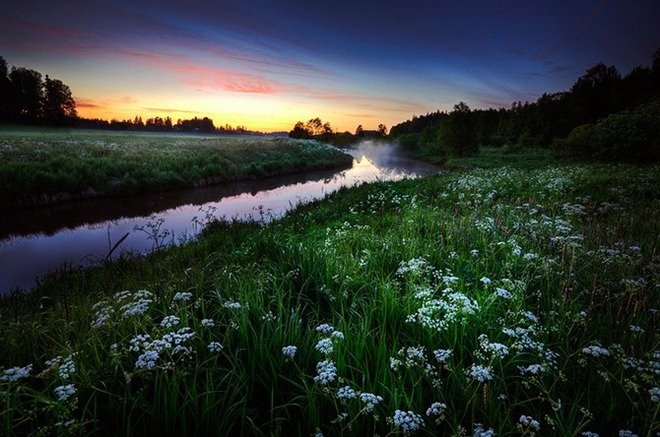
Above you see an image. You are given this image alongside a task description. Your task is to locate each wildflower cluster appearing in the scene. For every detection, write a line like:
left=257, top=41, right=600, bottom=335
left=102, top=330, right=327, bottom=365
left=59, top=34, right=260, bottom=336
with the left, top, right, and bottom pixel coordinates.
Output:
left=392, top=410, right=424, bottom=433
left=91, top=290, right=155, bottom=328
left=130, top=327, right=196, bottom=370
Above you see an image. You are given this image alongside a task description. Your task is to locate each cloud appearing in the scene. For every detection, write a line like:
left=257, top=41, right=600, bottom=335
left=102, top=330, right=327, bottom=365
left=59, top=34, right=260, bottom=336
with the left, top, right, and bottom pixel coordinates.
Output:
left=76, top=101, right=102, bottom=109
left=141, top=107, right=199, bottom=114
left=296, top=87, right=428, bottom=114
left=0, top=18, right=94, bottom=38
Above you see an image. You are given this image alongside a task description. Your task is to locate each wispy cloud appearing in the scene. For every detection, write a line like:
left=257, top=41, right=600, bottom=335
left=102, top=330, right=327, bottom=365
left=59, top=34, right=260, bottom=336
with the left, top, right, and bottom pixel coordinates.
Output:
left=0, top=18, right=94, bottom=38
left=141, top=107, right=199, bottom=114
left=76, top=101, right=102, bottom=109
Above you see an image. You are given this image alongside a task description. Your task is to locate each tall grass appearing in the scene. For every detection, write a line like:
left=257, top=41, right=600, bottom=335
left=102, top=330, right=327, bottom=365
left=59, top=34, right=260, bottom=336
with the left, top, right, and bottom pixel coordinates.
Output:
left=0, top=128, right=352, bottom=208
left=0, top=158, right=658, bottom=435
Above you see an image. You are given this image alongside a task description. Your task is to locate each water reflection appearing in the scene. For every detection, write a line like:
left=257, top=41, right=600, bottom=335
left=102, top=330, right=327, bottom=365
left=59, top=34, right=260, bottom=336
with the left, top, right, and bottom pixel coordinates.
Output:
left=0, top=142, right=439, bottom=293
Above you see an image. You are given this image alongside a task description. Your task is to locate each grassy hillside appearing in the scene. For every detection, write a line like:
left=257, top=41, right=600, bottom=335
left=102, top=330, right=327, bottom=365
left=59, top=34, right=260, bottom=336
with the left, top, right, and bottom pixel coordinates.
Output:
left=1, top=151, right=658, bottom=435
left=0, top=128, right=353, bottom=208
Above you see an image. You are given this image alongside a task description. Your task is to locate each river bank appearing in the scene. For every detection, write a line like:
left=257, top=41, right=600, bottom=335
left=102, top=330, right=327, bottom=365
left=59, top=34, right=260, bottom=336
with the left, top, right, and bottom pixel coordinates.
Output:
left=0, top=128, right=353, bottom=209
left=0, top=142, right=439, bottom=293
left=1, top=148, right=657, bottom=434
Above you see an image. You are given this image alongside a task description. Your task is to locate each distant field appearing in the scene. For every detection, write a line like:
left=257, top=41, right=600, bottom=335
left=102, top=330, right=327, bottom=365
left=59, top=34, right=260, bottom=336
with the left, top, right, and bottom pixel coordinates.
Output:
left=0, top=127, right=353, bottom=208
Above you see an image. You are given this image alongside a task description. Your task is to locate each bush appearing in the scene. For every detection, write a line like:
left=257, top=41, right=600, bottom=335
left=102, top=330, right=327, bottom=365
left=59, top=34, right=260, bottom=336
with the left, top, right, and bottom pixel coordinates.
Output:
left=397, top=133, right=420, bottom=150
left=552, top=124, right=595, bottom=158
left=552, top=101, right=660, bottom=162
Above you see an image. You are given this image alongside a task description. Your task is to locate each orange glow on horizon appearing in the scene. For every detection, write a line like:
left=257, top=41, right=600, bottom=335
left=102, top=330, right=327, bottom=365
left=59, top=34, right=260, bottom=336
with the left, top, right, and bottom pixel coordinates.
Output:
left=74, top=96, right=400, bottom=133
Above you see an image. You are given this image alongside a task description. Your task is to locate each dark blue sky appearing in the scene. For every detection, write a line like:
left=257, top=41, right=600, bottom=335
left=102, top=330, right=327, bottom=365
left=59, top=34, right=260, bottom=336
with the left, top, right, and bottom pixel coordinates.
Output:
left=1, top=0, right=658, bottom=130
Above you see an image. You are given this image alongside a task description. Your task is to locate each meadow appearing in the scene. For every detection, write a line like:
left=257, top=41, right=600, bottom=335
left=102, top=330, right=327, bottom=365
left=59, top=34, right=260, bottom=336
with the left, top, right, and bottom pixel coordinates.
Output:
left=0, top=149, right=658, bottom=435
left=0, top=127, right=353, bottom=209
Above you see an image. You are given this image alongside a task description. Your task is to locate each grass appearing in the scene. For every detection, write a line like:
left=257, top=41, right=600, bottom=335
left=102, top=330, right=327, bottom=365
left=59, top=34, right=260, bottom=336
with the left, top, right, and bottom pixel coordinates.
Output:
left=0, top=127, right=353, bottom=208
left=0, top=149, right=658, bottom=435
left=443, top=146, right=558, bottom=170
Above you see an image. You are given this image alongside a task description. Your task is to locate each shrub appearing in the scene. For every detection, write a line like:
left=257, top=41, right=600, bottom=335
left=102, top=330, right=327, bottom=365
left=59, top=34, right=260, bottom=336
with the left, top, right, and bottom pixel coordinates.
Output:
left=553, top=101, right=660, bottom=162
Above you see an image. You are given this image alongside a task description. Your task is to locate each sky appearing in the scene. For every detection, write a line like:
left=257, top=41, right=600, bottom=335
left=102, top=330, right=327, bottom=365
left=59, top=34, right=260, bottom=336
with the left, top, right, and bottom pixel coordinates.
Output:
left=1, top=0, right=659, bottom=132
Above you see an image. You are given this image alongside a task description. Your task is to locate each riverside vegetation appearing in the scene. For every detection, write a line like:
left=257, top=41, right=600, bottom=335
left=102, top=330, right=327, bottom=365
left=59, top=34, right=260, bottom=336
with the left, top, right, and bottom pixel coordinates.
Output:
left=0, top=128, right=353, bottom=208
left=0, top=148, right=658, bottom=435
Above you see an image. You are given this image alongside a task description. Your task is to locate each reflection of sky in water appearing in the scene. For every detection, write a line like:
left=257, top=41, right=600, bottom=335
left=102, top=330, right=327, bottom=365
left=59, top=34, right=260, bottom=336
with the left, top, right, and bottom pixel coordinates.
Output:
left=0, top=143, right=438, bottom=293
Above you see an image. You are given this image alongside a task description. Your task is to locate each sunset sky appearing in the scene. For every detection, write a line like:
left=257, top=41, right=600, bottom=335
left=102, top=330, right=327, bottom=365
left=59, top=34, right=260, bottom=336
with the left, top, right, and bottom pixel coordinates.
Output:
left=1, top=0, right=659, bottom=132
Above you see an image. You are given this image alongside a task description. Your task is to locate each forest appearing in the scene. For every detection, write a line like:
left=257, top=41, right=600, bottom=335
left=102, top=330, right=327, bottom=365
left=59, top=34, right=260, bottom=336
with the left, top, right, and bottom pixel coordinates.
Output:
left=389, top=50, right=660, bottom=162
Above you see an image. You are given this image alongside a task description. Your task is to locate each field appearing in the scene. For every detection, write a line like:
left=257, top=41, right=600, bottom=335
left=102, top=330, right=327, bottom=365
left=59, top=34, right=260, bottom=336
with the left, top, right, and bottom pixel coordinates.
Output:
left=0, top=150, right=658, bottom=435
left=0, top=127, right=353, bottom=209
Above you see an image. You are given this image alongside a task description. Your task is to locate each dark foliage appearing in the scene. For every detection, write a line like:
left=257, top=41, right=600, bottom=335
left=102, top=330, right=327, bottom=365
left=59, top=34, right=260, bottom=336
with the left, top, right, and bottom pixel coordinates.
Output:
left=288, top=117, right=387, bottom=146
left=390, top=49, right=660, bottom=161
left=552, top=101, right=660, bottom=162
left=0, top=57, right=76, bottom=126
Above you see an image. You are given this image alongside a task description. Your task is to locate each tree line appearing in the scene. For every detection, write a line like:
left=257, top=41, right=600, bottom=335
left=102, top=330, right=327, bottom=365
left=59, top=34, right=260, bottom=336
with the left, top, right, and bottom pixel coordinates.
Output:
left=0, top=56, right=266, bottom=135
left=0, top=56, right=77, bottom=126
left=78, top=115, right=257, bottom=134
left=389, top=49, right=660, bottom=161
left=288, top=117, right=388, bottom=146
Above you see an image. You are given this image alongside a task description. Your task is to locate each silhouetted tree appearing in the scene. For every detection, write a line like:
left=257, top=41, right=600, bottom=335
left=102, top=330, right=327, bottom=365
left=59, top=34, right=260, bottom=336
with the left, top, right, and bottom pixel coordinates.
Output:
left=289, top=121, right=311, bottom=138
left=571, top=63, right=622, bottom=123
left=0, top=56, right=9, bottom=122
left=355, top=125, right=364, bottom=136
left=378, top=124, right=388, bottom=136
left=438, top=102, right=478, bottom=157
left=175, top=116, right=215, bottom=132
left=306, top=118, right=324, bottom=136
left=43, top=75, right=77, bottom=125
left=8, top=67, right=43, bottom=123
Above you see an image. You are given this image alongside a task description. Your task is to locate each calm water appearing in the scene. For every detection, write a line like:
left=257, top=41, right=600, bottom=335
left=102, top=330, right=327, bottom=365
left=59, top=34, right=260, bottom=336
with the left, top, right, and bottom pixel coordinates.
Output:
left=0, top=142, right=439, bottom=294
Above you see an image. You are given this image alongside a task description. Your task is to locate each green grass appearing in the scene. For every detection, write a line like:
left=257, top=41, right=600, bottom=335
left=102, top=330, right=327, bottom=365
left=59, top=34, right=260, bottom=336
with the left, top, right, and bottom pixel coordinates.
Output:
left=443, top=146, right=558, bottom=170
left=0, top=127, right=352, bottom=208
left=1, top=151, right=658, bottom=435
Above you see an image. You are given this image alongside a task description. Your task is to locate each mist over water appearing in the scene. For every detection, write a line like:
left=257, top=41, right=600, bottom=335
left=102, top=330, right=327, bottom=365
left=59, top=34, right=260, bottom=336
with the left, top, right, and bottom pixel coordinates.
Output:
left=0, top=142, right=439, bottom=294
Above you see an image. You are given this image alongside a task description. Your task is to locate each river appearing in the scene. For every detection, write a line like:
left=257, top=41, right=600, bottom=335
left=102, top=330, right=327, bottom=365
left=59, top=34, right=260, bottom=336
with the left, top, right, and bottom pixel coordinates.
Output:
left=0, top=142, right=439, bottom=294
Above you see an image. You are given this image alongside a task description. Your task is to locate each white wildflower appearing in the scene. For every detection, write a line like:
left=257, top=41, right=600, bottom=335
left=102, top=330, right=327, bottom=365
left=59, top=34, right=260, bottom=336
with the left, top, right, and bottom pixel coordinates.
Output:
left=582, top=344, right=610, bottom=357
left=316, top=338, right=334, bottom=355
left=281, top=345, right=297, bottom=359
left=315, top=323, right=334, bottom=334
left=393, top=410, right=424, bottom=433
left=629, top=325, right=644, bottom=334
left=1, top=364, right=32, bottom=382
left=54, top=384, right=77, bottom=401
left=58, top=357, right=76, bottom=380
left=314, top=360, right=337, bottom=385
left=469, top=364, right=493, bottom=382
left=426, top=402, right=446, bottom=417
left=518, top=364, right=544, bottom=375
left=337, top=385, right=357, bottom=401
left=208, top=342, right=223, bottom=352
left=359, top=392, right=383, bottom=412
left=331, top=331, right=345, bottom=340
left=160, top=315, right=180, bottom=329
left=135, top=350, right=159, bottom=369
left=172, top=292, right=193, bottom=303
left=522, top=311, right=539, bottom=323
left=519, top=415, right=540, bottom=431
left=433, top=349, right=452, bottom=363
left=473, top=424, right=495, bottom=436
